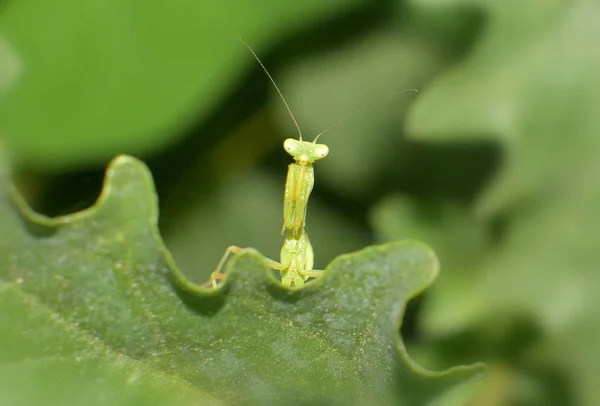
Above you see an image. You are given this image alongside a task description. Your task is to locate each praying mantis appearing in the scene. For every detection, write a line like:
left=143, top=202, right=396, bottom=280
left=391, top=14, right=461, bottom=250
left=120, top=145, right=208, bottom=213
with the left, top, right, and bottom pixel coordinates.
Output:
left=207, top=134, right=328, bottom=288
left=206, top=39, right=416, bottom=289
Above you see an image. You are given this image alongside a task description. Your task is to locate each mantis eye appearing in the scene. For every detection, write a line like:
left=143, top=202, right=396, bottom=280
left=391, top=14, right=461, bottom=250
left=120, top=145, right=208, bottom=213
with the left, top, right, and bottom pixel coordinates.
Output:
left=314, top=144, right=329, bottom=158
left=283, top=138, right=297, bottom=153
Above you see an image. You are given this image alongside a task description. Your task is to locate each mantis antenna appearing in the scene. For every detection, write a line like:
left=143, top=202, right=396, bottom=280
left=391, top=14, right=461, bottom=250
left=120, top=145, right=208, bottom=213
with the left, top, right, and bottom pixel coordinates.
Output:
left=238, top=38, right=304, bottom=141
left=313, top=88, right=418, bottom=143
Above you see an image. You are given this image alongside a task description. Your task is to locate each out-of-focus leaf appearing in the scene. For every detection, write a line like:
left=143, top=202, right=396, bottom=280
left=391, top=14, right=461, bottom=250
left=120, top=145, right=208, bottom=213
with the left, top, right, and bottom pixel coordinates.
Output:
left=406, top=1, right=600, bottom=404
left=408, top=0, right=600, bottom=214
left=0, top=0, right=365, bottom=169
left=0, top=155, right=484, bottom=405
left=479, top=173, right=600, bottom=406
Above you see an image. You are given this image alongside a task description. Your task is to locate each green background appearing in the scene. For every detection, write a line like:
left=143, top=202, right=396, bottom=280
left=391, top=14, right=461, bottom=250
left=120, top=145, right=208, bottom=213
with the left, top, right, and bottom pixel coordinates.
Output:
left=2, top=0, right=599, bottom=404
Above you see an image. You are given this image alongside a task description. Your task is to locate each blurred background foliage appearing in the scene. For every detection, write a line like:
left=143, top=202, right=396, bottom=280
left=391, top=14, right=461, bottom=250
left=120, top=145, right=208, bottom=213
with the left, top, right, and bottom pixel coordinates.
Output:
left=1, top=0, right=599, bottom=405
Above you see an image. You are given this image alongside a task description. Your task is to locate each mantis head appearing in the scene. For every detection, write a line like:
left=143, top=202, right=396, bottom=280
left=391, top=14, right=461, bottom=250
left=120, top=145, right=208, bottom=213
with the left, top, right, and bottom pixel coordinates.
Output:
left=283, top=138, right=329, bottom=164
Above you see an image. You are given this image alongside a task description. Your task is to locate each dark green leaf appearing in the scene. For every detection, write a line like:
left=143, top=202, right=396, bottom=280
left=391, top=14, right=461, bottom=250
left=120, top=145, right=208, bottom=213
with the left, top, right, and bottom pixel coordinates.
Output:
left=0, top=155, right=483, bottom=405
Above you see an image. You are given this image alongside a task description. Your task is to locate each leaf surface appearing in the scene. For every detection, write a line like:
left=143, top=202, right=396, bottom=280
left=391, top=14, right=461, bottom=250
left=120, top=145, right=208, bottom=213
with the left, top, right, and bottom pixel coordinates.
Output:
left=0, top=155, right=483, bottom=405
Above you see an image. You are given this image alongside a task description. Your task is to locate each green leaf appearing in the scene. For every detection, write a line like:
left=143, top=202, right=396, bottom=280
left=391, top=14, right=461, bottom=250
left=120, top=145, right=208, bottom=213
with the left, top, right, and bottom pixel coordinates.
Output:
left=477, top=176, right=600, bottom=406
left=0, top=0, right=364, bottom=169
left=407, top=0, right=600, bottom=214
left=404, top=1, right=600, bottom=404
left=0, top=155, right=483, bottom=405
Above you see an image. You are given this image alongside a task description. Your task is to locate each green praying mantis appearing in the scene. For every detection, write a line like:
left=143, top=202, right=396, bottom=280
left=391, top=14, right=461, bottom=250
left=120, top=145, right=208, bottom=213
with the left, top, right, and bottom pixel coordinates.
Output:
left=206, top=39, right=416, bottom=289
left=208, top=134, right=328, bottom=288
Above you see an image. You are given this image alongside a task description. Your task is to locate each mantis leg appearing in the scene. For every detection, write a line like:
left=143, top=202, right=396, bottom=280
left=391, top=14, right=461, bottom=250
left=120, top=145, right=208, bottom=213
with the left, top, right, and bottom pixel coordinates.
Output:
left=206, top=245, right=287, bottom=288
left=206, top=245, right=245, bottom=288
left=300, top=269, right=324, bottom=278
